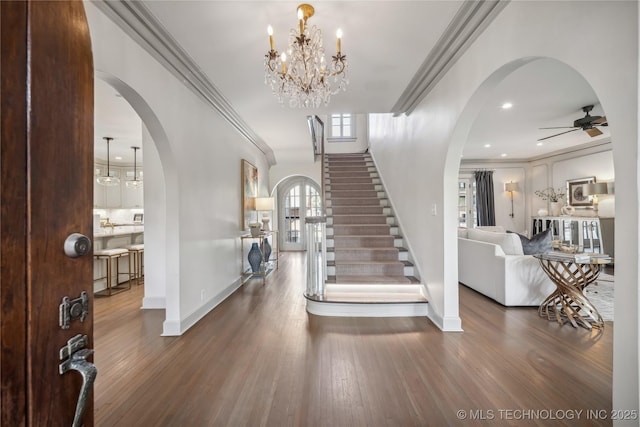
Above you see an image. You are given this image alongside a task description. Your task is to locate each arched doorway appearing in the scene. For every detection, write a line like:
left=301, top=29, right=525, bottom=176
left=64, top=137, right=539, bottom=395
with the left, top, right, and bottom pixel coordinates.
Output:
left=276, top=176, right=322, bottom=251
left=95, top=71, right=179, bottom=321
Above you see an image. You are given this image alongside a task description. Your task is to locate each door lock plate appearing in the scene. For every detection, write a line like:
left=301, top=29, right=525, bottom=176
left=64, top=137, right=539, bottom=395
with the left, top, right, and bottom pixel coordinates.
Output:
left=59, top=291, right=89, bottom=330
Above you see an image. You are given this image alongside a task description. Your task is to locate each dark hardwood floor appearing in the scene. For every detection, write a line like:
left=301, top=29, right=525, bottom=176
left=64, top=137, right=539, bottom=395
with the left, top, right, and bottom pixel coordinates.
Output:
left=94, top=252, right=612, bottom=426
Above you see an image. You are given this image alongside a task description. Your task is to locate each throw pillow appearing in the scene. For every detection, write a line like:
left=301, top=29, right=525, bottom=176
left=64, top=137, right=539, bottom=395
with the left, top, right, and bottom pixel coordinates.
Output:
left=508, top=229, right=552, bottom=255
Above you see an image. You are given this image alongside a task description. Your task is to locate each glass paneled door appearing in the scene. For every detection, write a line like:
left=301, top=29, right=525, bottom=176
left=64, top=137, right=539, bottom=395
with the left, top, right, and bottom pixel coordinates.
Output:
left=458, top=176, right=477, bottom=228
left=280, top=178, right=322, bottom=251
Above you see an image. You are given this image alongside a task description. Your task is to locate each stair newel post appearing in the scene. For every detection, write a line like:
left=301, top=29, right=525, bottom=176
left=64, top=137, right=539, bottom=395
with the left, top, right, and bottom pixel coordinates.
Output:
left=305, top=216, right=327, bottom=299
left=316, top=115, right=326, bottom=217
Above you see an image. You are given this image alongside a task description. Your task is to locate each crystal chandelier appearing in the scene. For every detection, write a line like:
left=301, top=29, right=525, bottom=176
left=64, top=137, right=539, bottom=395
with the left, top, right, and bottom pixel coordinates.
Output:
left=264, top=4, right=348, bottom=108
left=96, top=137, right=120, bottom=187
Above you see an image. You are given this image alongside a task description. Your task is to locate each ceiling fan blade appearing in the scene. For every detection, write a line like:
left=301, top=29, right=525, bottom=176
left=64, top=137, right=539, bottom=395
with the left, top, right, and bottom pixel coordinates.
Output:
left=593, top=116, right=607, bottom=125
left=539, top=126, right=577, bottom=130
left=537, top=128, right=580, bottom=141
left=586, top=127, right=603, bottom=137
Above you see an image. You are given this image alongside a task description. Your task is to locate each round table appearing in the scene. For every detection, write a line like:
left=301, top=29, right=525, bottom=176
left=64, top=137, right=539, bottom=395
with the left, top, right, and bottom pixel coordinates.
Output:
left=534, top=253, right=611, bottom=330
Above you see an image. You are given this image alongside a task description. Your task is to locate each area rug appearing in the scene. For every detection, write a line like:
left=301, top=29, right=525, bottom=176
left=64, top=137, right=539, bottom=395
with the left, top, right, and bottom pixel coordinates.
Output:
left=584, top=272, right=614, bottom=321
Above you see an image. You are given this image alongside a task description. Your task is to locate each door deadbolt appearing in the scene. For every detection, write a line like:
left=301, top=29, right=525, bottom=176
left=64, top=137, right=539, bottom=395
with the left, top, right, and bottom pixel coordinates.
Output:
left=64, top=233, right=91, bottom=258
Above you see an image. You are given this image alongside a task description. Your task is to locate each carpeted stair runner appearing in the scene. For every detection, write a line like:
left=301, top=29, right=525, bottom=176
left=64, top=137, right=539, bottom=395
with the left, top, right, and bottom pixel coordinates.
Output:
left=325, top=153, right=418, bottom=285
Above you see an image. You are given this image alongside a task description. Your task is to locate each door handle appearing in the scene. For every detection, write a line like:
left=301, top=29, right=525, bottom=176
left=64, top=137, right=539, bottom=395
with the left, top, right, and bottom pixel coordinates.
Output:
left=59, top=335, right=97, bottom=427
left=64, top=233, right=92, bottom=258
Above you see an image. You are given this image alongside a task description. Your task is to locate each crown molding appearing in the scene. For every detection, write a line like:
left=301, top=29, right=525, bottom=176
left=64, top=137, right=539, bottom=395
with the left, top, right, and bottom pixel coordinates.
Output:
left=391, top=0, right=510, bottom=116
left=92, top=0, right=277, bottom=166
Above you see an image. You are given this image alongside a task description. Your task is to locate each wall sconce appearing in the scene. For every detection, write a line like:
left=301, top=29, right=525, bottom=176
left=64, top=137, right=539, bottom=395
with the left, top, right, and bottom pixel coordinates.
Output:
left=504, top=181, right=519, bottom=218
left=255, top=197, right=275, bottom=230
left=583, top=182, right=609, bottom=216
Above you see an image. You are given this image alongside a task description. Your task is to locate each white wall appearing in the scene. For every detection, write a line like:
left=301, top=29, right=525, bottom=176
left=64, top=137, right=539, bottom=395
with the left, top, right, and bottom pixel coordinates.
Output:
left=269, top=162, right=321, bottom=195
left=86, top=3, right=270, bottom=335
left=141, top=123, right=166, bottom=309
left=323, top=114, right=369, bottom=154
left=370, top=0, right=637, bottom=413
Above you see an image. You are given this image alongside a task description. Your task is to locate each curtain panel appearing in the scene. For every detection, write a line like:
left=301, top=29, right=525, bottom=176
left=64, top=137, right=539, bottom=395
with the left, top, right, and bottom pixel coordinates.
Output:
left=474, top=170, right=496, bottom=226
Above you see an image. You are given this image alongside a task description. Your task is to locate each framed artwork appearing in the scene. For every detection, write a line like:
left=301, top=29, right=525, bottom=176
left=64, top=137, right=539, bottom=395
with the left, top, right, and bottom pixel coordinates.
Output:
left=567, top=176, right=595, bottom=208
left=241, top=159, right=258, bottom=230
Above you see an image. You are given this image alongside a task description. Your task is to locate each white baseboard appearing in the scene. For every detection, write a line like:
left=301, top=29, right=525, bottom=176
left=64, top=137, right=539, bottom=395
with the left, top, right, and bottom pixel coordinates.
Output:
left=141, top=296, right=166, bottom=309
left=161, top=277, right=242, bottom=336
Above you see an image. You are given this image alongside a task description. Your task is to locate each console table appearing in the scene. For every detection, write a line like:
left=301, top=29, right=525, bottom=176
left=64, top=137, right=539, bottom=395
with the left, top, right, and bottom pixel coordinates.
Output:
left=240, top=231, right=278, bottom=284
left=534, top=253, right=610, bottom=330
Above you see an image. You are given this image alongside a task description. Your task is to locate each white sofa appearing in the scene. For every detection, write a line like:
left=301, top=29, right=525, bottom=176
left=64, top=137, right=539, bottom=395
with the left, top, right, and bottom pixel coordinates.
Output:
left=458, top=227, right=556, bottom=306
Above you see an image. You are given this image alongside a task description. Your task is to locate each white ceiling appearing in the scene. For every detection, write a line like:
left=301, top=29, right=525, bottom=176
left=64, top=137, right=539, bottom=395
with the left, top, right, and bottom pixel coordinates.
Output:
left=95, top=78, right=143, bottom=165
left=94, top=2, right=608, bottom=166
left=463, top=57, right=608, bottom=161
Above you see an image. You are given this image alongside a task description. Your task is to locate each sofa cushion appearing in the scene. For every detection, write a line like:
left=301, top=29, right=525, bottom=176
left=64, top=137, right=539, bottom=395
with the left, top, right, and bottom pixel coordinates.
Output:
left=466, top=228, right=524, bottom=255
left=509, top=229, right=552, bottom=255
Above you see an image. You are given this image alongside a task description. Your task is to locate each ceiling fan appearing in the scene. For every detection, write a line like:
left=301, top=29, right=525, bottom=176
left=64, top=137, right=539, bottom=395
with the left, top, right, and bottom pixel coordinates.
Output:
left=538, top=105, right=608, bottom=141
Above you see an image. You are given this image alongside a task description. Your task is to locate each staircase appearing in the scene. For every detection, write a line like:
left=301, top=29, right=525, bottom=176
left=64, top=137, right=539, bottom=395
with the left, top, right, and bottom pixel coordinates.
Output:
left=306, top=152, right=428, bottom=317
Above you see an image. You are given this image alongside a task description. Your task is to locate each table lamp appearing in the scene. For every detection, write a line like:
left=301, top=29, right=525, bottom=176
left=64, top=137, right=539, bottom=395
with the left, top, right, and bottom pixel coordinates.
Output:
left=255, top=197, right=274, bottom=230
left=583, top=182, right=608, bottom=215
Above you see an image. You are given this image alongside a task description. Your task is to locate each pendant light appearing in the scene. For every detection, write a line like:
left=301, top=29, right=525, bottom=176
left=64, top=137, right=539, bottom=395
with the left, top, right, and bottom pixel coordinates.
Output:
left=125, top=146, right=143, bottom=189
left=96, top=137, right=120, bottom=186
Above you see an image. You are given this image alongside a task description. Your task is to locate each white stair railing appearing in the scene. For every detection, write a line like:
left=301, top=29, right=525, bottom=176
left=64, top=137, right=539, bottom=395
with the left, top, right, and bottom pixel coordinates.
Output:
left=305, top=217, right=327, bottom=298
left=305, top=115, right=327, bottom=299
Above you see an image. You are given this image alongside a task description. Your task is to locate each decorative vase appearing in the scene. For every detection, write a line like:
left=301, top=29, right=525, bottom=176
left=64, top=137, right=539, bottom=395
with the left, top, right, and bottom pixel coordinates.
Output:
left=249, top=223, right=261, bottom=237
left=248, top=242, right=263, bottom=273
left=262, top=237, right=272, bottom=263
left=549, top=202, right=560, bottom=217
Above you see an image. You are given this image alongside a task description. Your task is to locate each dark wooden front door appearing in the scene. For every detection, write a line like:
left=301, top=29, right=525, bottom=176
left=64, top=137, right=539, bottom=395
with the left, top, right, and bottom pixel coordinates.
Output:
left=1, top=1, right=95, bottom=425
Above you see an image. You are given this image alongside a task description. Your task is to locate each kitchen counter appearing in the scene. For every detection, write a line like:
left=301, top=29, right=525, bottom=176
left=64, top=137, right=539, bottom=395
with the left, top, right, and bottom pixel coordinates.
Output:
left=94, top=225, right=144, bottom=237
left=93, top=226, right=144, bottom=251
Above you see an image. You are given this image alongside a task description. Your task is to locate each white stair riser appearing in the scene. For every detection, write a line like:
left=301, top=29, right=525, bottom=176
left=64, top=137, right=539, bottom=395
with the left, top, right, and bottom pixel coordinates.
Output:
left=306, top=300, right=429, bottom=317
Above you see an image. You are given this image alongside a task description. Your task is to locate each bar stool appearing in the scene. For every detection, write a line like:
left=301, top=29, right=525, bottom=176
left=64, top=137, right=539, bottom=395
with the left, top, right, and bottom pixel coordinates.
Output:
left=94, top=248, right=132, bottom=296
left=125, top=244, right=144, bottom=286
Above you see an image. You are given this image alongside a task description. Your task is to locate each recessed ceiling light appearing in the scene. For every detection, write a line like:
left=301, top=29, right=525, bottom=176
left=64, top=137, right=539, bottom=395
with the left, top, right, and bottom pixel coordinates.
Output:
left=115, top=156, right=123, bottom=160
left=501, top=102, right=513, bottom=109
left=500, top=153, right=507, bottom=157
left=484, top=144, right=491, bottom=148
left=536, top=142, right=543, bottom=146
